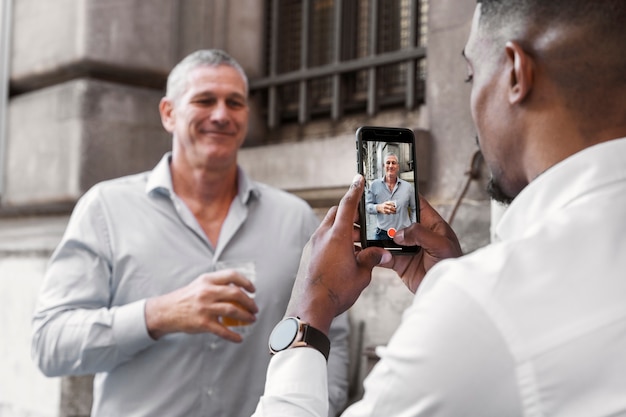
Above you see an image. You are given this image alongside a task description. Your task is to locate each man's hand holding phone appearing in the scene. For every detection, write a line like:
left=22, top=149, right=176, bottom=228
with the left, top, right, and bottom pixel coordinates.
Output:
left=285, top=174, right=463, bottom=335
left=382, top=194, right=463, bottom=292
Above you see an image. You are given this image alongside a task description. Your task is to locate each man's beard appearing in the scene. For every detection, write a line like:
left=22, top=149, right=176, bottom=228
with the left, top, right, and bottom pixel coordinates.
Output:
left=474, top=136, right=514, bottom=205
left=487, top=177, right=513, bottom=206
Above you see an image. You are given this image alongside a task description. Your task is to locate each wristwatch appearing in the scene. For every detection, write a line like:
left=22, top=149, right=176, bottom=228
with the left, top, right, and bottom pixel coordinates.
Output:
left=268, top=316, right=330, bottom=361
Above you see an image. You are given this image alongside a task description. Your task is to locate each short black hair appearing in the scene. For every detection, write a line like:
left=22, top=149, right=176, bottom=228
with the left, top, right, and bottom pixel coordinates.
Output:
left=476, top=0, right=626, bottom=121
left=477, top=0, right=626, bottom=32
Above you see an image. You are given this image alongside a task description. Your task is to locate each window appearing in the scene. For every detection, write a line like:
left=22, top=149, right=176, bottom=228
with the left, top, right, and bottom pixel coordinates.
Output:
left=251, top=0, right=428, bottom=128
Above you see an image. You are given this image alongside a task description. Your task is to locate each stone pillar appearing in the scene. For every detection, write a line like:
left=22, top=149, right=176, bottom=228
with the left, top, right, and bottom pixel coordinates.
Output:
left=60, top=376, right=93, bottom=417
left=426, top=0, right=490, bottom=252
left=5, top=79, right=170, bottom=207
left=2, top=1, right=181, bottom=416
left=5, top=0, right=178, bottom=207
left=0, top=215, right=67, bottom=416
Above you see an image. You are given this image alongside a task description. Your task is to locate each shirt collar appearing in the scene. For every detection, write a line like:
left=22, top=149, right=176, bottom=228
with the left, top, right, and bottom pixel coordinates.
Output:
left=494, top=137, right=626, bottom=241
left=146, top=153, right=174, bottom=196
left=236, top=165, right=260, bottom=204
left=145, top=152, right=260, bottom=203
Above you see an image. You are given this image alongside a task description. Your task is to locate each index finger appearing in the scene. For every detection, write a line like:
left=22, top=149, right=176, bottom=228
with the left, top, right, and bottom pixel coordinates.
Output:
left=203, top=270, right=256, bottom=294
left=333, top=174, right=365, bottom=230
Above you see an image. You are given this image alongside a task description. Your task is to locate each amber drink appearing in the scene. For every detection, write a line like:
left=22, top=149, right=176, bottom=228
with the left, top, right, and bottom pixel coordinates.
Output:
left=215, top=260, right=256, bottom=327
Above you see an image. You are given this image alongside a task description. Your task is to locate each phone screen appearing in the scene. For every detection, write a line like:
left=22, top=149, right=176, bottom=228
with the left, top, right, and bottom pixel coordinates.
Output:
left=356, top=126, right=420, bottom=253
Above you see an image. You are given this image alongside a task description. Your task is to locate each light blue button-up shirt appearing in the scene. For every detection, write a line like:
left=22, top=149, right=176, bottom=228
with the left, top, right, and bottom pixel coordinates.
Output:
left=365, top=177, right=417, bottom=232
left=32, top=153, right=349, bottom=417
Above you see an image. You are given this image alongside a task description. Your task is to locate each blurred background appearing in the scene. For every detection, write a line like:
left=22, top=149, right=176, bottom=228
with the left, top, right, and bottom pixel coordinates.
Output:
left=0, top=0, right=497, bottom=415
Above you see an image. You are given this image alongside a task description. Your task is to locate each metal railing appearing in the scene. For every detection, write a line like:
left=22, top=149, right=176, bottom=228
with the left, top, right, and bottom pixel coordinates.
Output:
left=250, top=0, right=427, bottom=129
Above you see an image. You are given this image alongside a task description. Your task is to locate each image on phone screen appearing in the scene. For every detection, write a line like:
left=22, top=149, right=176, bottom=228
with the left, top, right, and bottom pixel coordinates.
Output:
left=356, top=126, right=420, bottom=253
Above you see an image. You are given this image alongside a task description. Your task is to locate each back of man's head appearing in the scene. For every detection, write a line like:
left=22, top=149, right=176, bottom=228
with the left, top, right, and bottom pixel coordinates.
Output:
left=476, top=0, right=626, bottom=126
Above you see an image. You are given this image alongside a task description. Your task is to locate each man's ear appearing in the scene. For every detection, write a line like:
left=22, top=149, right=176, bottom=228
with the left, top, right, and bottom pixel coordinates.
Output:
left=505, top=41, right=534, bottom=104
left=159, top=97, right=175, bottom=133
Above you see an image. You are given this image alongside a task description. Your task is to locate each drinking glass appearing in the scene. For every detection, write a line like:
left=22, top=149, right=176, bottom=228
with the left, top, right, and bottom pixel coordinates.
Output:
left=215, top=260, right=256, bottom=327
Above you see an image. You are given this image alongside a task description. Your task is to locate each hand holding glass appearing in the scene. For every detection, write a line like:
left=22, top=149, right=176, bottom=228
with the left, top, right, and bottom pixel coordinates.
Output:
left=215, top=260, right=256, bottom=327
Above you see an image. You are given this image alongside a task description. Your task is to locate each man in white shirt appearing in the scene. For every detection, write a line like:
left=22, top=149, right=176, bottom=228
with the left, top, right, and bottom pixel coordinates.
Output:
left=254, top=0, right=626, bottom=415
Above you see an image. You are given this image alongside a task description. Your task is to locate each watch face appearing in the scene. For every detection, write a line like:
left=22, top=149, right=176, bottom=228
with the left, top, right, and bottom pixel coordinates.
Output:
left=269, top=317, right=299, bottom=351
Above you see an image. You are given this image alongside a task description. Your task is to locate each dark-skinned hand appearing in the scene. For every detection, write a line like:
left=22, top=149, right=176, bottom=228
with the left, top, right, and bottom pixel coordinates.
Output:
left=383, top=194, right=463, bottom=292
left=286, top=174, right=462, bottom=335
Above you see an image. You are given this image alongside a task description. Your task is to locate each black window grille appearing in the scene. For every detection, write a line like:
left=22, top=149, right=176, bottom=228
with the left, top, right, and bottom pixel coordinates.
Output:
left=251, top=0, right=428, bottom=128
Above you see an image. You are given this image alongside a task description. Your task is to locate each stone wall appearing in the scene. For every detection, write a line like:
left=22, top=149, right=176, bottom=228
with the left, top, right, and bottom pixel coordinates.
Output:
left=0, top=216, right=67, bottom=417
left=5, top=79, right=170, bottom=207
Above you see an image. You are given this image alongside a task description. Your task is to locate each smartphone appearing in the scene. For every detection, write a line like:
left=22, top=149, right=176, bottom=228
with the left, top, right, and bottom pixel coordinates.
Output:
left=356, top=126, right=420, bottom=253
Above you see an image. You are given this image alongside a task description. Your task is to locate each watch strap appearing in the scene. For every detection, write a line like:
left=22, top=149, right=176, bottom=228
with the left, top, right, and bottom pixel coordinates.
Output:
left=302, top=321, right=330, bottom=361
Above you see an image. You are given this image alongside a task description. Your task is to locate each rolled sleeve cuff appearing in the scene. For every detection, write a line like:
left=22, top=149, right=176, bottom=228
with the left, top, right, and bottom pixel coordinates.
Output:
left=112, top=299, right=156, bottom=356
left=256, top=348, right=329, bottom=416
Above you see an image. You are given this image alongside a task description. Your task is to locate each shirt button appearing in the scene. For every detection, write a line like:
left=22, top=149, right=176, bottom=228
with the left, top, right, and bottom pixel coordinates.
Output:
left=210, top=342, right=218, bottom=350
left=206, top=388, right=214, bottom=396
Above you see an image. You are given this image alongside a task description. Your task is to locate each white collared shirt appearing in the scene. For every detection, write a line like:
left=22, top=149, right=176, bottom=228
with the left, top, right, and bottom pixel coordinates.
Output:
left=254, top=138, right=626, bottom=417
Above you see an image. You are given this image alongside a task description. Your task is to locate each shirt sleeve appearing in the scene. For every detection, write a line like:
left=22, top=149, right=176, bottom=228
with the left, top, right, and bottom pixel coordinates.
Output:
left=253, top=348, right=329, bottom=417
left=31, top=189, right=155, bottom=377
left=365, top=184, right=378, bottom=215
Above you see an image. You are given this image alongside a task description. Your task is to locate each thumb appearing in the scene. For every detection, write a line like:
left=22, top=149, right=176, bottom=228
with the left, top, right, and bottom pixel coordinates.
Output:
left=394, top=223, right=434, bottom=248
left=395, top=222, right=462, bottom=260
left=356, top=247, right=392, bottom=270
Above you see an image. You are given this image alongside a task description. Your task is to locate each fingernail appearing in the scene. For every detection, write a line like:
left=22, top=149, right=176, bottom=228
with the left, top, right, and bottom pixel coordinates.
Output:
left=379, top=252, right=392, bottom=264
left=395, top=229, right=404, bottom=241
left=352, top=174, right=362, bottom=184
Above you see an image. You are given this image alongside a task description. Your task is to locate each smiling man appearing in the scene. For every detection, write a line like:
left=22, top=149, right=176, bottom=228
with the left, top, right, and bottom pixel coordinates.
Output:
left=365, top=154, right=417, bottom=240
left=31, top=50, right=349, bottom=417
left=253, top=0, right=626, bottom=416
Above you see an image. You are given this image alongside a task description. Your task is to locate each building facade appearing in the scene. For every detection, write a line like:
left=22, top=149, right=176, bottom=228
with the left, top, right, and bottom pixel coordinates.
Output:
left=0, top=0, right=492, bottom=416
